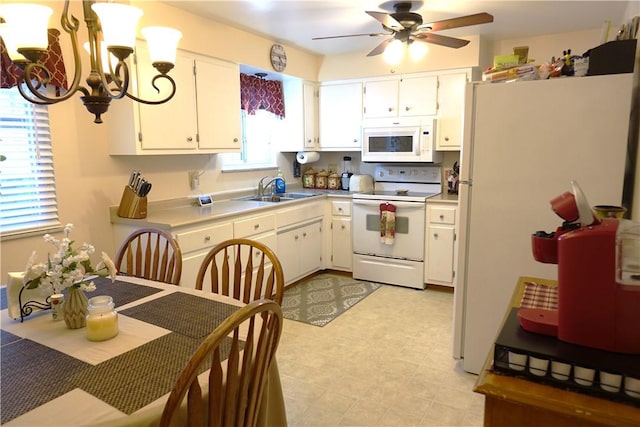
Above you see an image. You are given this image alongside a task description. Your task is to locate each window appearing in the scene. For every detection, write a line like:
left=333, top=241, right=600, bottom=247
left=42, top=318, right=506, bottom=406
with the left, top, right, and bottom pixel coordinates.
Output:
left=221, top=109, right=278, bottom=171
left=0, top=87, right=60, bottom=239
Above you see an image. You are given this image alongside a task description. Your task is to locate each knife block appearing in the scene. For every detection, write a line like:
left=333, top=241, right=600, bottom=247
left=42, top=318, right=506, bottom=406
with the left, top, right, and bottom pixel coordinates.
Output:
left=117, top=186, right=147, bottom=219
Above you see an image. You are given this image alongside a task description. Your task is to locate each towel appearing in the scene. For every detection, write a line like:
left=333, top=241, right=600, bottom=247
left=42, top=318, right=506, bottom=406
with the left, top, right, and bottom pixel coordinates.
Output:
left=380, top=203, right=396, bottom=245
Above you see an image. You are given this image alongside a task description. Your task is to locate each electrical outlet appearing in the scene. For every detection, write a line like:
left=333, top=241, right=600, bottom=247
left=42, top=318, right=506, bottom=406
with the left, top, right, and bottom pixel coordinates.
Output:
left=189, top=171, right=200, bottom=190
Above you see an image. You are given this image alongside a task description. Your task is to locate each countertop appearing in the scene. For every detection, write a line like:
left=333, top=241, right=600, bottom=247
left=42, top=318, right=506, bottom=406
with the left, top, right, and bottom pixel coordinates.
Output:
left=110, top=188, right=356, bottom=229
left=427, top=193, right=459, bottom=203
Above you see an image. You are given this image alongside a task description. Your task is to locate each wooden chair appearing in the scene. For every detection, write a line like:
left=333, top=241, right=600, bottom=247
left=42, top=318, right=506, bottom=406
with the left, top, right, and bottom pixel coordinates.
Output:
left=115, top=227, right=183, bottom=285
left=195, top=238, right=284, bottom=305
left=159, top=299, right=283, bottom=427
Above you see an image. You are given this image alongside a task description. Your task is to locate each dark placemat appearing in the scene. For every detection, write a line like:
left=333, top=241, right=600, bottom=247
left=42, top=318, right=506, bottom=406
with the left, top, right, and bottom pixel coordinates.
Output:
left=70, top=332, right=236, bottom=414
left=120, top=292, right=239, bottom=339
left=1, top=286, right=7, bottom=310
left=88, top=277, right=164, bottom=308
left=0, top=329, right=22, bottom=346
left=0, top=339, right=91, bottom=424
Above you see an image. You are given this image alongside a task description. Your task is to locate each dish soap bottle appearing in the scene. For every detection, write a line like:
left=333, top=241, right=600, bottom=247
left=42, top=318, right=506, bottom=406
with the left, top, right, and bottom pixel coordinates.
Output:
left=275, top=169, right=286, bottom=194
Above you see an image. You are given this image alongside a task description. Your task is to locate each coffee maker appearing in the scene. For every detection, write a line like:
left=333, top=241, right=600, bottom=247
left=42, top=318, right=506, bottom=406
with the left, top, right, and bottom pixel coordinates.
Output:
left=523, top=181, right=640, bottom=354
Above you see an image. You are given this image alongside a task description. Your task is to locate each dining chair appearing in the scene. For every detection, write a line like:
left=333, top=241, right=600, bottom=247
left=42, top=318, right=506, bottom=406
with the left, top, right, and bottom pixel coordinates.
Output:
left=114, top=227, right=183, bottom=285
left=159, top=299, right=283, bottom=427
left=195, top=238, right=284, bottom=305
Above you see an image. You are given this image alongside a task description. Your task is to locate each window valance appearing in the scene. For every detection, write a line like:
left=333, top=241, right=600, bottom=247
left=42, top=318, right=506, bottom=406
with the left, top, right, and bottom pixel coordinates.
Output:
left=1, top=28, right=68, bottom=92
left=240, top=73, right=285, bottom=118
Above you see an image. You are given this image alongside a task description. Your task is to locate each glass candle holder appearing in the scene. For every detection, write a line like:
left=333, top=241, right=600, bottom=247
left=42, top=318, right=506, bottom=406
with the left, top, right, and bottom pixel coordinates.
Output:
left=86, top=295, right=119, bottom=341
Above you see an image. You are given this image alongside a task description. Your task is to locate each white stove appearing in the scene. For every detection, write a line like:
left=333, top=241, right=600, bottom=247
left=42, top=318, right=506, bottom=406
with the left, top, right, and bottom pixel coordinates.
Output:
left=352, top=165, right=442, bottom=289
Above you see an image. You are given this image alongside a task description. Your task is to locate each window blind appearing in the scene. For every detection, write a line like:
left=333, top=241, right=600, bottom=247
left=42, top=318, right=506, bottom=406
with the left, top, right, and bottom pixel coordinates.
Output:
left=0, top=88, right=60, bottom=237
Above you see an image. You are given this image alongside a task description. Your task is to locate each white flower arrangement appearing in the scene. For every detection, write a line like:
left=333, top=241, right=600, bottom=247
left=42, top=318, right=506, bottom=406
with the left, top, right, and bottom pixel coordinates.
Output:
left=23, top=223, right=117, bottom=295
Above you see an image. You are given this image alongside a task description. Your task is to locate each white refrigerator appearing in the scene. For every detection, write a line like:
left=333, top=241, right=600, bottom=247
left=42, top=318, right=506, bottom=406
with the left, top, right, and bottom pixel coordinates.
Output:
left=452, top=73, right=635, bottom=374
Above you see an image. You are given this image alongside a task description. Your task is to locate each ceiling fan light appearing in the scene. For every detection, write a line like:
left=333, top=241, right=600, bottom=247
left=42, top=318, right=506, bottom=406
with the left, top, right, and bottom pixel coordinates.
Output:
left=383, top=39, right=404, bottom=65
left=92, top=2, right=142, bottom=49
left=0, top=3, right=52, bottom=51
left=141, top=26, right=183, bottom=64
left=409, top=41, right=428, bottom=60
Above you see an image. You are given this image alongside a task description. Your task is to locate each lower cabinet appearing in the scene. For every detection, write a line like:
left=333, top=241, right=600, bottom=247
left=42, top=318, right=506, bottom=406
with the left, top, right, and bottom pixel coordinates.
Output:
left=329, top=199, right=352, bottom=271
left=177, top=222, right=234, bottom=288
left=425, top=203, right=457, bottom=287
left=277, top=220, right=323, bottom=284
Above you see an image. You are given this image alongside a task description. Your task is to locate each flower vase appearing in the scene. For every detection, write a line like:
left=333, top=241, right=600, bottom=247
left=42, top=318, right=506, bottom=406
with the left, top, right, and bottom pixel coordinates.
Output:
left=63, top=288, right=88, bottom=329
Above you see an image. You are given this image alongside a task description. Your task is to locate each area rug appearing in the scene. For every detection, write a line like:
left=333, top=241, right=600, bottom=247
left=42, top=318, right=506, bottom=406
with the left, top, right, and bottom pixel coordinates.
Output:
left=281, top=273, right=381, bottom=327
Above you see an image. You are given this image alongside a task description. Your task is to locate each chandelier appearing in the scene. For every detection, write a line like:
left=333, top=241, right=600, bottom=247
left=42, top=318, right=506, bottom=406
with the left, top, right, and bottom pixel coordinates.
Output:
left=0, top=1, right=182, bottom=123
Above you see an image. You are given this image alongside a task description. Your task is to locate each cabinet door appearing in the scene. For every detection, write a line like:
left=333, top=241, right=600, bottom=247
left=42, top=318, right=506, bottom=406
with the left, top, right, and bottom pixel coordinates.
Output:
left=436, top=72, right=467, bottom=150
left=303, top=82, right=318, bottom=149
left=300, top=221, right=323, bottom=275
left=399, top=75, right=438, bottom=117
left=136, top=46, right=198, bottom=150
left=195, top=57, right=241, bottom=151
left=276, top=230, right=301, bottom=283
left=319, top=82, right=363, bottom=149
left=363, top=79, right=398, bottom=118
left=331, top=217, right=352, bottom=270
left=427, top=225, right=455, bottom=284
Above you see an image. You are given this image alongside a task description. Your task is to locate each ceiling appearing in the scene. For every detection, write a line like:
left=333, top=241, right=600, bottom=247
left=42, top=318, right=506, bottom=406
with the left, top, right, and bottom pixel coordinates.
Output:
left=162, top=1, right=634, bottom=56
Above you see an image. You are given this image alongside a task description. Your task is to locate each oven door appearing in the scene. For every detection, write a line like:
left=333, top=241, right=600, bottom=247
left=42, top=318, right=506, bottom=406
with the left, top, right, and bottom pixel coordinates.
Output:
left=361, top=126, right=421, bottom=162
left=352, top=199, right=425, bottom=261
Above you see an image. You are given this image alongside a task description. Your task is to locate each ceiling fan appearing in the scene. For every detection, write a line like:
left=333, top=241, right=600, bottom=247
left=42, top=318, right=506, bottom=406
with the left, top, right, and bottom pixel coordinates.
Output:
left=312, top=1, right=494, bottom=57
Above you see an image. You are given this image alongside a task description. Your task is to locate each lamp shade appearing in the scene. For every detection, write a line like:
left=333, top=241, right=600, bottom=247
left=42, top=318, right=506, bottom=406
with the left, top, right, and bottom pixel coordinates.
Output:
left=83, top=41, right=118, bottom=73
left=383, top=39, right=404, bottom=65
left=0, top=3, right=52, bottom=51
left=141, top=26, right=182, bottom=64
left=92, top=2, right=142, bottom=49
left=0, top=22, right=23, bottom=61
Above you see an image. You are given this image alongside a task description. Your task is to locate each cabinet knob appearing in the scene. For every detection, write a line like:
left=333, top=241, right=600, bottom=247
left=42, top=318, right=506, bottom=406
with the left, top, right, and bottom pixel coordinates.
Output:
left=233, top=138, right=239, bottom=143
left=303, top=232, right=307, bottom=238
left=434, top=233, right=439, bottom=238
left=405, top=106, right=410, bottom=111
left=338, top=207, right=343, bottom=212
left=295, top=235, right=299, bottom=240
left=204, top=235, right=211, bottom=242
left=439, top=214, right=444, bottom=219
left=353, top=139, right=358, bottom=143
left=388, top=107, right=393, bottom=112
left=307, top=139, right=312, bottom=143
left=254, top=224, right=260, bottom=230
left=341, top=225, right=345, bottom=230
left=444, top=137, right=450, bottom=142
left=187, top=137, right=193, bottom=142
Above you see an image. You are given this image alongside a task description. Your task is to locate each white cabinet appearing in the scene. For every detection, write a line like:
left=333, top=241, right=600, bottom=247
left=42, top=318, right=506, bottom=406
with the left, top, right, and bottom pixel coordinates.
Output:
left=436, top=71, right=469, bottom=151
left=425, top=203, right=457, bottom=287
left=276, top=79, right=317, bottom=151
left=108, top=44, right=241, bottom=155
left=318, top=81, right=363, bottom=150
left=328, top=199, right=352, bottom=271
left=175, top=222, right=234, bottom=288
left=363, top=75, right=437, bottom=119
left=275, top=201, right=324, bottom=284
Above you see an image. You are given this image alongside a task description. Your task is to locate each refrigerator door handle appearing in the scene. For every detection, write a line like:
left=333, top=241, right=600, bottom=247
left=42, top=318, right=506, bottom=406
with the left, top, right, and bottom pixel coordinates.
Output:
left=459, top=179, right=473, bottom=186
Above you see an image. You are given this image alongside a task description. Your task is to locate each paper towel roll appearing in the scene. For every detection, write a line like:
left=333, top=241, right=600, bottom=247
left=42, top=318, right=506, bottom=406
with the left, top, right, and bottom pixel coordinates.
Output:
left=296, top=151, right=320, bottom=164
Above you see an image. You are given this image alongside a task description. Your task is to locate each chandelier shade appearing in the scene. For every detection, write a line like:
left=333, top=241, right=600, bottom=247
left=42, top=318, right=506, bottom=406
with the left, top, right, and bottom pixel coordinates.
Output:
left=0, top=0, right=182, bottom=124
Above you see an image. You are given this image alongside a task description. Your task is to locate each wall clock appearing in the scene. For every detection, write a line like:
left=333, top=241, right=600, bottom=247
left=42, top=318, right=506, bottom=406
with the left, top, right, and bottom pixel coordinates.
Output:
left=270, top=44, right=287, bottom=72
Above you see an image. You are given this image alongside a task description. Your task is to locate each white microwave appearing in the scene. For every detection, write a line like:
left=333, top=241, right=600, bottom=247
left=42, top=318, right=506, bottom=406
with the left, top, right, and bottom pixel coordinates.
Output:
left=361, top=117, right=442, bottom=163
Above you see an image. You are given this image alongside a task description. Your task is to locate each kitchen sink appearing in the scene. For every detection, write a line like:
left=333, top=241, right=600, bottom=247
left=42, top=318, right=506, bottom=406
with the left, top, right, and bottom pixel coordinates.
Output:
left=234, top=192, right=320, bottom=203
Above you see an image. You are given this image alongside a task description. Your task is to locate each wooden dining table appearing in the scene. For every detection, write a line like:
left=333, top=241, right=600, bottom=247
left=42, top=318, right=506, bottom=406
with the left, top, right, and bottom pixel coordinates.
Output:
left=0, top=275, right=288, bottom=426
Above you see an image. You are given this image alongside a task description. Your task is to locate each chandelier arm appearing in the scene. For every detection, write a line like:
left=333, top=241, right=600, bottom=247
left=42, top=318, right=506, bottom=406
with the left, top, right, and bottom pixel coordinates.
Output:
left=125, top=74, right=177, bottom=105
left=99, top=60, right=130, bottom=101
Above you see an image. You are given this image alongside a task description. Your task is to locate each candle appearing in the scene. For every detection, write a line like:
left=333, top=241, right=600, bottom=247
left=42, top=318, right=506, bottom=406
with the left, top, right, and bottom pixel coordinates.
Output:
left=86, top=295, right=119, bottom=341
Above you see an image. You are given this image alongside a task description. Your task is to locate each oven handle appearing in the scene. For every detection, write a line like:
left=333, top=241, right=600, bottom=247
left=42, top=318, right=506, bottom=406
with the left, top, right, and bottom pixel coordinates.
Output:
left=352, top=199, right=424, bottom=209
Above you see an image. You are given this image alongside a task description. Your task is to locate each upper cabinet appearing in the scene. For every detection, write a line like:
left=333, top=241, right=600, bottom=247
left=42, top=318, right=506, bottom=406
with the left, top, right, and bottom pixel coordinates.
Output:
left=436, top=70, right=470, bottom=151
left=108, top=43, right=241, bottom=155
left=363, top=74, right=437, bottom=119
left=276, top=79, right=318, bottom=152
left=318, top=81, right=363, bottom=151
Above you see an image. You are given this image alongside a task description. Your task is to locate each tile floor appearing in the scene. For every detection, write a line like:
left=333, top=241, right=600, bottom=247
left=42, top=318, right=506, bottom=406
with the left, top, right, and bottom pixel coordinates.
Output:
left=277, top=282, right=485, bottom=427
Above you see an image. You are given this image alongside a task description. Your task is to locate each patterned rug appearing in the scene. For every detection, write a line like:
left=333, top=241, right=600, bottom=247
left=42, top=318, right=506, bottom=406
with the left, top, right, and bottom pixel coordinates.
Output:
left=281, top=273, right=382, bottom=327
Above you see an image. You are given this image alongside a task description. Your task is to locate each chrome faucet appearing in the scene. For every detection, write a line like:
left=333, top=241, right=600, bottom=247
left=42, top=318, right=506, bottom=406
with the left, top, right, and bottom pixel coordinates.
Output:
left=257, top=176, right=279, bottom=196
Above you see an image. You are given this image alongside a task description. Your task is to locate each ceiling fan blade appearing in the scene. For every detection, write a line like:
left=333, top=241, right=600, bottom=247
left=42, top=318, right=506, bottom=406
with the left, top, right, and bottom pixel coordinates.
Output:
left=421, top=12, right=494, bottom=32
left=411, top=33, right=470, bottom=49
left=312, top=32, right=390, bottom=40
left=366, top=11, right=405, bottom=31
left=366, top=38, right=394, bottom=57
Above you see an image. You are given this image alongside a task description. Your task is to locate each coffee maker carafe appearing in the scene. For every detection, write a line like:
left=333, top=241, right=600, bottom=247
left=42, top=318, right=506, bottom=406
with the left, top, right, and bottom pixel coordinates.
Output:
left=341, top=156, right=352, bottom=190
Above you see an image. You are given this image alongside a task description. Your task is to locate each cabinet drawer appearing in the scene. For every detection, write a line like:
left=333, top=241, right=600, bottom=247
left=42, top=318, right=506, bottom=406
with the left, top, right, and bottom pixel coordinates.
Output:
left=175, top=222, right=233, bottom=254
left=429, top=206, right=456, bottom=224
left=331, top=200, right=351, bottom=216
left=276, top=201, right=323, bottom=228
left=234, top=214, right=276, bottom=238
